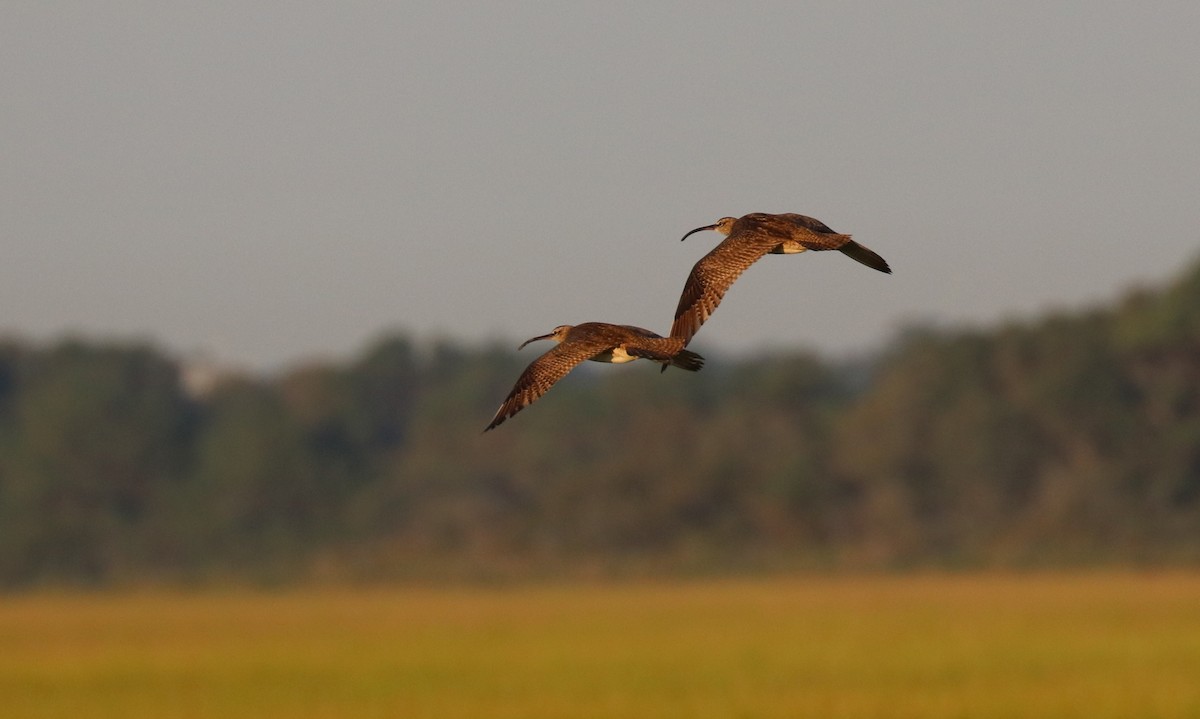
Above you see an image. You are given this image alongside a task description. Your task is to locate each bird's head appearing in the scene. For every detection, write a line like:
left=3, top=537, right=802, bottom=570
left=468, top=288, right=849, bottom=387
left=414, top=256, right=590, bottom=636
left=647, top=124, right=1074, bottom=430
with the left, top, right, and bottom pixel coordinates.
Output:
left=518, top=324, right=572, bottom=350
left=680, top=216, right=737, bottom=241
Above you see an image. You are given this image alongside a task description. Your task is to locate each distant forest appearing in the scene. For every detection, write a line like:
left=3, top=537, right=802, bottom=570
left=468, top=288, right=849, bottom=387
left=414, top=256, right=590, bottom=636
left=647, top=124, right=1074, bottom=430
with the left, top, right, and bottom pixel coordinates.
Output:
left=2, top=259, right=1199, bottom=587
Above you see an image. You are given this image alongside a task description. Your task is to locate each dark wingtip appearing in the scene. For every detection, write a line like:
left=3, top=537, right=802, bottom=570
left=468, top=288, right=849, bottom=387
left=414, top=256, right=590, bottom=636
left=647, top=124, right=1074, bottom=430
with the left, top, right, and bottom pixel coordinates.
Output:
left=840, top=241, right=891, bottom=274
left=483, top=409, right=506, bottom=432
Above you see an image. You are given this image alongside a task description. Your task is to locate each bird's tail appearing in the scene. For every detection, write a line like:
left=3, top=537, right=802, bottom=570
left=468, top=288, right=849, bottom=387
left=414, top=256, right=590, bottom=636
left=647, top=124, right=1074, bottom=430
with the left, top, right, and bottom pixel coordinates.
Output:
left=839, top=240, right=892, bottom=274
left=670, top=349, right=704, bottom=372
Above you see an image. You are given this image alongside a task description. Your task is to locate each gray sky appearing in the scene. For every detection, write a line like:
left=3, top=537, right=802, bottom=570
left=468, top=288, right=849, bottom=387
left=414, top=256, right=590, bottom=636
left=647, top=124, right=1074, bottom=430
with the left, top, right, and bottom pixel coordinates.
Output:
left=4, top=2, right=1199, bottom=371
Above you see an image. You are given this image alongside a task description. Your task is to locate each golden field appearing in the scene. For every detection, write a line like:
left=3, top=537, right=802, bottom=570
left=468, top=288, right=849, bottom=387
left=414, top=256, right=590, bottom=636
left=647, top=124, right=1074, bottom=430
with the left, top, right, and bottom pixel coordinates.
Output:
left=2, top=573, right=1199, bottom=718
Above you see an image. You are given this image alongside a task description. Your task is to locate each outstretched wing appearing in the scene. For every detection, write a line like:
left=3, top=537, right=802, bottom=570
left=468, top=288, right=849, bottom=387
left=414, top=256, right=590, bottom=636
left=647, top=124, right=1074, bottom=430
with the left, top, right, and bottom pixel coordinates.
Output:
left=779, top=213, right=840, bottom=236
left=670, top=235, right=773, bottom=346
left=779, top=214, right=891, bottom=273
left=837, top=240, right=891, bottom=273
left=484, top=340, right=607, bottom=431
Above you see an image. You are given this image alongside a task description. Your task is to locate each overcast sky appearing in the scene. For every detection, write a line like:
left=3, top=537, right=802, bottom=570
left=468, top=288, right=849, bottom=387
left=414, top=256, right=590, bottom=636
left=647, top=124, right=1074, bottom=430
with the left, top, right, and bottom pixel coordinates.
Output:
left=4, top=2, right=1198, bottom=370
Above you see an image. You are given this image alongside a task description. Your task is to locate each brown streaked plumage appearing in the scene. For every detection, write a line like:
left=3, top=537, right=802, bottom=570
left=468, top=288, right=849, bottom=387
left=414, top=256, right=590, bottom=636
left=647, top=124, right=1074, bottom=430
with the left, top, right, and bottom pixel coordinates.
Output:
left=484, top=322, right=704, bottom=431
left=670, top=212, right=891, bottom=345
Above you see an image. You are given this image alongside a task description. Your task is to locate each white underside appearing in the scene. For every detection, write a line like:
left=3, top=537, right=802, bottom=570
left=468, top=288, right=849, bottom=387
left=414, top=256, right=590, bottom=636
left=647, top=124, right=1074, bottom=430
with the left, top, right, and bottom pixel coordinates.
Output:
left=591, top=346, right=638, bottom=364
left=774, top=241, right=808, bottom=255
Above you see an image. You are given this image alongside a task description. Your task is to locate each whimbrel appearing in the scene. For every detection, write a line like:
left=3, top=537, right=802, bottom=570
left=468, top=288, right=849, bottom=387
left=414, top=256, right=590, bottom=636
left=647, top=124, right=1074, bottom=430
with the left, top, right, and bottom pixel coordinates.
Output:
left=670, top=212, right=891, bottom=345
left=484, top=322, right=704, bottom=431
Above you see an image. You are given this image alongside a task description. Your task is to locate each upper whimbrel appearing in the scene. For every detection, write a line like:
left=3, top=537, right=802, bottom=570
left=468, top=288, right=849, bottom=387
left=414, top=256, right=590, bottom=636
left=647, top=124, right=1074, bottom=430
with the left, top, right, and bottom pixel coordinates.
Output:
left=484, top=322, right=704, bottom=431
left=670, top=212, right=891, bottom=346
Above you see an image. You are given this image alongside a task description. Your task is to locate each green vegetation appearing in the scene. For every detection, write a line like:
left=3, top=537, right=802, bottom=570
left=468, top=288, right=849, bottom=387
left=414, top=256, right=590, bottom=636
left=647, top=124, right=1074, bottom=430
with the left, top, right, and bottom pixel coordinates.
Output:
left=1, top=260, right=1200, bottom=586
left=2, top=573, right=1199, bottom=718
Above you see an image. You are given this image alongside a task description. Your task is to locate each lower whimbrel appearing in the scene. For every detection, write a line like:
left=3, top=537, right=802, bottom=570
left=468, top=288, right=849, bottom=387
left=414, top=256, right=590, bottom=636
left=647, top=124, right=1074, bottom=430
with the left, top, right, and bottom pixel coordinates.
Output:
left=670, top=212, right=891, bottom=345
left=484, top=322, right=704, bottom=431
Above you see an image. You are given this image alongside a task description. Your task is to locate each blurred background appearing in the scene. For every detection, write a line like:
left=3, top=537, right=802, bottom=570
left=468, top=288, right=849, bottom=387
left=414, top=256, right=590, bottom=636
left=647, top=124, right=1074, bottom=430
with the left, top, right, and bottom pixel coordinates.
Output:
left=2, top=1, right=1199, bottom=587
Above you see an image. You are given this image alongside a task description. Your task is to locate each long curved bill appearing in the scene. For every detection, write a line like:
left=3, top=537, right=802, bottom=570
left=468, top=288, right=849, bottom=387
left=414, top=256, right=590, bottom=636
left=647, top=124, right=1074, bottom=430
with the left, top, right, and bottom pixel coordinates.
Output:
left=680, top=224, right=717, bottom=242
left=518, top=332, right=556, bottom=350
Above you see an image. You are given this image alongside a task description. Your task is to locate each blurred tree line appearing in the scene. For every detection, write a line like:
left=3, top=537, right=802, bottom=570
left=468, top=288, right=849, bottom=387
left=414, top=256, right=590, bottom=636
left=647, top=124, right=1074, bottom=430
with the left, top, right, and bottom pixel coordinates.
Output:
left=2, top=260, right=1199, bottom=587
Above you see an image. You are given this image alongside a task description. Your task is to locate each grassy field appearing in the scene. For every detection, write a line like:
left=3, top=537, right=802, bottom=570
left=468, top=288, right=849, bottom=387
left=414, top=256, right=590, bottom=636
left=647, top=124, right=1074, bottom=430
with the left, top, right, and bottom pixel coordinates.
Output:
left=2, top=572, right=1199, bottom=718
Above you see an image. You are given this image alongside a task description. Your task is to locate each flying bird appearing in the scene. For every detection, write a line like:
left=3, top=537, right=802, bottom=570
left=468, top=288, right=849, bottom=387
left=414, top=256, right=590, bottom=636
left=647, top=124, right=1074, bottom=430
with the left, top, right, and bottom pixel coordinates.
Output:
left=670, top=212, right=891, bottom=346
left=484, top=322, right=704, bottom=431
